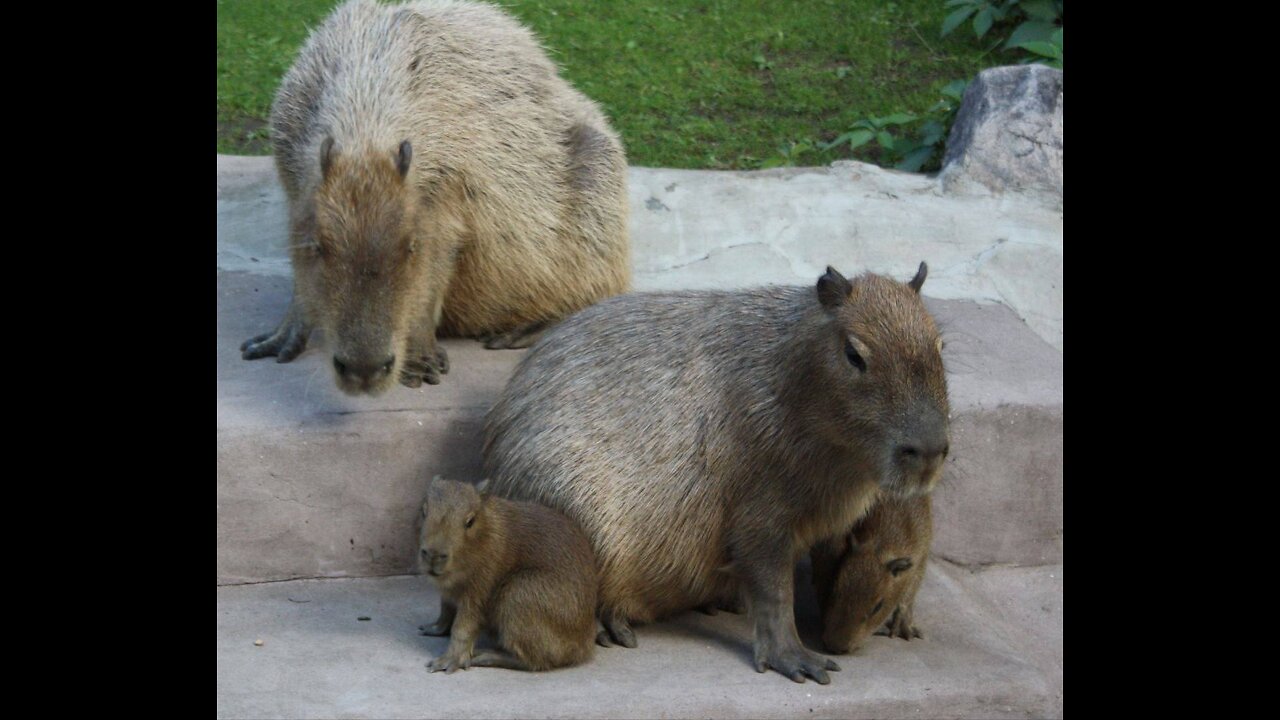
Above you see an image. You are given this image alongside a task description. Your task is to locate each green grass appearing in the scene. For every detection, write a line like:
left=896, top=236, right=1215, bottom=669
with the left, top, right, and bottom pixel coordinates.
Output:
left=217, top=0, right=1000, bottom=169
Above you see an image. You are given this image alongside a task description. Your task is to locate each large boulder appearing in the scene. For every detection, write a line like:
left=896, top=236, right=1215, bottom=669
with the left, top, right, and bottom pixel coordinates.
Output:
left=941, top=65, right=1063, bottom=203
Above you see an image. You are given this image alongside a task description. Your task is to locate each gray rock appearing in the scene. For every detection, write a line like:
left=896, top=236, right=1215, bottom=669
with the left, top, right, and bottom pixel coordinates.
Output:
left=941, top=65, right=1063, bottom=202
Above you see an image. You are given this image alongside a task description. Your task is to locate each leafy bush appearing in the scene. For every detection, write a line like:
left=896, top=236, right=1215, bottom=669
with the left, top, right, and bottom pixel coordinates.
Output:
left=941, top=0, right=1062, bottom=69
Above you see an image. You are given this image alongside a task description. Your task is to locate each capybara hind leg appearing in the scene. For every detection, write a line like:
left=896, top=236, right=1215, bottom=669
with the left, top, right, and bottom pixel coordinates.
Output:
left=468, top=649, right=532, bottom=671
left=241, top=296, right=311, bottom=363
left=481, top=320, right=548, bottom=350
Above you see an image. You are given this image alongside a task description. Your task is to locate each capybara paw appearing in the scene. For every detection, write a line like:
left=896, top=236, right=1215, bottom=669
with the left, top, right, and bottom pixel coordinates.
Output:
left=418, top=621, right=451, bottom=637
left=400, top=352, right=447, bottom=388
left=876, top=608, right=921, bottom=641
left=754, top=646, right=840, bottom=685
left=426, top=651, right=471, bottom=674
left=602, top=617, right=637, bottom=648
left=481, top=321, right=547, bottom=350
left=241, top=322, right=309, bottom=362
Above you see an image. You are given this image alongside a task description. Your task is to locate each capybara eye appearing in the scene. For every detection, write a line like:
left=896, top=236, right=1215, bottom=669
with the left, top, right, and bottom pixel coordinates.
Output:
left=888, top=558, right=913, bottom=576
left=464, top=515, right=475, bottom=529
left=871, top=600, right=884, bottom=616
left=845, top=341, right=866, bottom=373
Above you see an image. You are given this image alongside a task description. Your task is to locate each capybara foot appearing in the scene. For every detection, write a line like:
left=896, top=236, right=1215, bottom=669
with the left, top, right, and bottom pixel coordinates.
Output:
left=418, top=620, right=452, bottom=637
left=754, top=644, right=840, bottom=685
left=241, top=320, right=310, bottom=362
left=481, top=321, right=548, bottom=350
left=427, top=648, right=472, bottom=674
left=876, top=607, right=922, bottom=640
left=597, top=615, right=637, bottom=648
left=468, top=650, right=532, bottom=671
left=400, top=347, right=449, bottom=387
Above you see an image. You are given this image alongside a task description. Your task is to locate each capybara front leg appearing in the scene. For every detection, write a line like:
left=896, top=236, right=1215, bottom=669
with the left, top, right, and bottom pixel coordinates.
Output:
left=736, top=536, right=840, bottom=684
left=876, top=605, right=922, bottom=640
left=427, top=607, right=479, bottom=674
left=241, top=294, right=312, bottom=363
left=419, top=599, right=456, bottom=637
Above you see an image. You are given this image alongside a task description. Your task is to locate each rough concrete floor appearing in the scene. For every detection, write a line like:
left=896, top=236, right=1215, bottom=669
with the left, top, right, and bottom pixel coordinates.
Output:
left=217, top=562, right=1062, bottom=719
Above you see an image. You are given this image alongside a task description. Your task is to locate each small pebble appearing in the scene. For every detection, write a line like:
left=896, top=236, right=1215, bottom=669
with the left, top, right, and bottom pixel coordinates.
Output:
left=254, top=639, right=264, bottom=647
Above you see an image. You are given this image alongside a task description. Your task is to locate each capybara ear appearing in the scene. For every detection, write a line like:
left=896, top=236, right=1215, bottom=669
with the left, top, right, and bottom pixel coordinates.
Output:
left=320, top=137, right=337, bottom=178
left=817, top=266, right=852, bottom=310
left=397, top=140, right=413, bottom=178
left=908, top=262, right=928, bottom=294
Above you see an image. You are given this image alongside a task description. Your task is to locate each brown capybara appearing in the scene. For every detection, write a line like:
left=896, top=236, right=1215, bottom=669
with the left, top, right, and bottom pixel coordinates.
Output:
left=810, top=493, right=931, bottom=655
left=483, top=263, right=950, bottom=684
left=240, top=0, right=630, bottom=395
left=418, top=477, right=597, bottom=672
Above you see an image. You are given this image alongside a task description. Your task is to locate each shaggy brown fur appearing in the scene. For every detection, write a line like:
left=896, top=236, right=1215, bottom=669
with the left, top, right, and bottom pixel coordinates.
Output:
left=240, top=0, right=630, bottom=395
left=483, top=263, right=950, bottom=684
left=418, top=477, right=597, bottom=672
left=810, top=493, right=932, bottom=655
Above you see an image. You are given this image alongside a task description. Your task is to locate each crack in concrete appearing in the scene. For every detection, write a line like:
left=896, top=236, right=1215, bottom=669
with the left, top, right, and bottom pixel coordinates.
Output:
left=644, top=240, right=805, bottom=274
left=317, top=405, right=490, bottom=417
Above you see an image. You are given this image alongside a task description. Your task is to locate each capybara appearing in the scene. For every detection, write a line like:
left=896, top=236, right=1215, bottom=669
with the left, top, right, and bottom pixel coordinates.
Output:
left=483, top=263, right=950, bottom=684
left=418, top=477, right=597, bottom=672
left=810, top=493, right=931, bottom=655
left=240, top=0, right=630, bottom=395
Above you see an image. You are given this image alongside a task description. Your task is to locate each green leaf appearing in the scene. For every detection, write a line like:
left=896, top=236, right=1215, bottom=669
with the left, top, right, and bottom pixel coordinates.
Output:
left=941, top=79, right=968, bottom=101
left=759, top=157, right=787, bottom=169
left=876, top=112, right=916, bottom=126
left=1004, top=21, right=1056, bottom=49
left=941, top=7, right=976, bottom=37
left=1011, top=40, right=1062, bottom=59
left=877, top=131, right=896, bottom=150
left=973, top=8, right=994, bottom=38
left=944, top=0, right=976, bottom=7
left=896, top=147, right=935, bottom=173
left=919, top=121, right=946, bottom=147
left=821, top=129, right=873, bottom=151
left=1018, top=0, right=1060, bottom=21
left=1051, top=27, right=1062, bottom=50
left=892, top=137, right=921, bottom=155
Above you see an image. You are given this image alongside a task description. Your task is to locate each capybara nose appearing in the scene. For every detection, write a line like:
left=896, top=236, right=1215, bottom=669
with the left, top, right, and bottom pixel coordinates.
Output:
left=896, top=440, right=947, bottom=469
left=333, top=354, right=396, bottom=381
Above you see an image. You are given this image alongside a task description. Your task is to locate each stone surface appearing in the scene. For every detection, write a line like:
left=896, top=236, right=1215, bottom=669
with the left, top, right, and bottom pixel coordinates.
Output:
left=217, top=270, right=1062, bottom=583
left=940, top=65, right=1063, bottom=203
left=216, top=563, right=1062, bottom=719
left=218, top=155, right=1063, bottom=351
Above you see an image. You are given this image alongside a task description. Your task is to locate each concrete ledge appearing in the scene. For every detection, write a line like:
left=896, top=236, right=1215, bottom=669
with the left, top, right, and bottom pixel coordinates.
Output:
left=218, top=155, right=1063, bottom=351
left=216, top=562, right=1062, bottom=719
left=217, top=270, right=1062, bottom=583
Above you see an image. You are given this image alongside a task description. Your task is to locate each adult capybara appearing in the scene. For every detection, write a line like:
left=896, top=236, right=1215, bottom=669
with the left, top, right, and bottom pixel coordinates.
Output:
left=810, top=493, right=932, bottom=655
left=418, top=477, right=597, bottom=672
left=483, top=263, right=950, bottom=684
left=240, top=0, right=630, bottom=395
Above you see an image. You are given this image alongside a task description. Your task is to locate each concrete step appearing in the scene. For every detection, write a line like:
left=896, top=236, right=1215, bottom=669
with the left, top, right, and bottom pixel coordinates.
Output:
left=216, top=560, right=1062, bottom=719
left=217, top=268, right=1062, bottom=583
